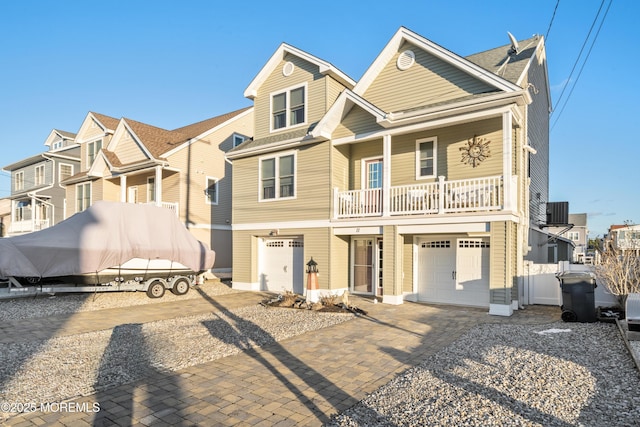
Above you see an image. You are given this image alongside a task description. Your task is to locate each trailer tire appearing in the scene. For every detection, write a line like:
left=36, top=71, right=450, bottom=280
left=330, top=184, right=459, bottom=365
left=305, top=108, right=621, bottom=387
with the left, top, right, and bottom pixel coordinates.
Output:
left=171, top=277, right=190, bottom=296
left=146, top=280, right=166, bottom=299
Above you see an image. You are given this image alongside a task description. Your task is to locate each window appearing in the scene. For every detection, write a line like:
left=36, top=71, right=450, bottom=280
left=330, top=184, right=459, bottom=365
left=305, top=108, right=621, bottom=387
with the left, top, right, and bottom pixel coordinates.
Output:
left=76, top=183, right=91, bottom=212
left=568, top=231, right=580, bottom=242
left=53, top=141, right=62, bottom=150
left=205, top=177, right=218, bottom=204
left=260, top=153, right=295, bottom=200
left=271, top=85, right=306, bottom=131
left=416, top=137, right=437, bottom=178
left=87, top=139, right=102, bottom=166
left=365, top=158, right=383, bottom=189
left=147, top=177, right=156, bottom=202
left=14, top=171, right=24, bottom=191
left=59, top=163, right=73, bottom=182
left=233, top=134, right=246, bottom=148
left=34, top=165, right=45, bottom=186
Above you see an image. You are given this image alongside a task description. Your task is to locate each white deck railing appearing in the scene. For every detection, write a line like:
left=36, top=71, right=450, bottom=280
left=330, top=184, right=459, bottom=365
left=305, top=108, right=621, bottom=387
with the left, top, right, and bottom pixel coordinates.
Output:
left=146, top=201, right=179, bottom=216
left=335, top=175, right=506, bottom=219
left=8, top=219, right=50, bottom=234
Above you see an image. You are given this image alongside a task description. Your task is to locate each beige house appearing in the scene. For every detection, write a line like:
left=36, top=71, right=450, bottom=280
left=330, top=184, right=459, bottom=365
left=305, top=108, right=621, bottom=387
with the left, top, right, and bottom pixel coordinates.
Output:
left=63, top=108, right=253, bottom=273
left=228, top=27, right=551, bottom=316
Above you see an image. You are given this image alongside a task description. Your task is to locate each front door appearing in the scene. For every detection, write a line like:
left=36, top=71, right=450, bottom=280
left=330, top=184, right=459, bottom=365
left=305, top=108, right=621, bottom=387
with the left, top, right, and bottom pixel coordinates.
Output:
left=365, top=158, right=383, bottom=189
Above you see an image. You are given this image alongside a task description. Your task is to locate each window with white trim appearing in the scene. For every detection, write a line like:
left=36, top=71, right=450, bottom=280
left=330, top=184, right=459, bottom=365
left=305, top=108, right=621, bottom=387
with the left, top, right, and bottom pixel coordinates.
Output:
left=271, top=85, right=306, bottom=131
left=147, top=177, right=156, bottom=203
left=87, top=139, right=102, bottom=166
left=14, top=171, right=24, bottom=191
left=416, top=137, right=437, bottom=179
left=233, top=134, right=246, bottom=148
left=568, top=231, right=580, bottom=242
left=34, top=165, right=45, bottom=186
left=205, top=177, right=218, bottom=205
left=76, top=182, right=91, bottom=212
left=260, top=153, right=295, bottom=200
left=59, top=163, right=73, bottom=182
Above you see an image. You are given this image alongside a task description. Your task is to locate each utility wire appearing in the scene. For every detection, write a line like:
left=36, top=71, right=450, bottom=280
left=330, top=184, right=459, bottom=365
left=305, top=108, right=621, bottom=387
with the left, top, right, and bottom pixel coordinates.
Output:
left=551, top=0, right=613, bottom=131
left=545, top=0, right=561, bottom=41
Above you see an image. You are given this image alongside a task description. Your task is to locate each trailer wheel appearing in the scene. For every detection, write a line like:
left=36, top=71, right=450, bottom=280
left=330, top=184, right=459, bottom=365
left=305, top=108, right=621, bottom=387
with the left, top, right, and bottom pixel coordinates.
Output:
left=146, top=280, right=166, bottom=298
left=170, top=277, right=190, bottom=296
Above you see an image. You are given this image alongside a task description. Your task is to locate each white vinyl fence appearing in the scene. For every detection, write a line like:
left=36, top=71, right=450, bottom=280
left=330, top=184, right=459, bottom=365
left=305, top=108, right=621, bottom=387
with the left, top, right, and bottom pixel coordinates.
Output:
left=522, top=261, right=618, bottom=308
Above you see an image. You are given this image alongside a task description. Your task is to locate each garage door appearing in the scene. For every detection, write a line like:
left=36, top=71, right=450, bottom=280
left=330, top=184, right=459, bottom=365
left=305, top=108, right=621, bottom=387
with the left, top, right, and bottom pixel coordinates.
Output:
left=417, top=238, right=489, bottom=307
left=260, top=238, right=304, bottom=294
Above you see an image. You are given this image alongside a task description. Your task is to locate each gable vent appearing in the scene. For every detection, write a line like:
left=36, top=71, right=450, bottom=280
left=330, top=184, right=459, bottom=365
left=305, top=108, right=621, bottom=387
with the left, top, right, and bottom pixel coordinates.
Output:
left=397, top=50, right=415, bottom=71
left=282, top=61, right=295, bottom=77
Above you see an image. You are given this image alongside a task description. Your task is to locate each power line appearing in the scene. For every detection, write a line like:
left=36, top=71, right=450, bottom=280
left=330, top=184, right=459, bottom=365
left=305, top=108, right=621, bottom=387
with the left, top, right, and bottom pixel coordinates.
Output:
left=545, top=0, right=561, bottom=41
left=551, top=0, right=613, bottom=130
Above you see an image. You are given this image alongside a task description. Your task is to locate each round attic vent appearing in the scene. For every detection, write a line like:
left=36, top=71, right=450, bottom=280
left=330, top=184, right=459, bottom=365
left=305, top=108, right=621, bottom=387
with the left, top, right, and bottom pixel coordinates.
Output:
left=282, top=61, right=295, bottom=76
left=397, top=50, right=415, bottom=71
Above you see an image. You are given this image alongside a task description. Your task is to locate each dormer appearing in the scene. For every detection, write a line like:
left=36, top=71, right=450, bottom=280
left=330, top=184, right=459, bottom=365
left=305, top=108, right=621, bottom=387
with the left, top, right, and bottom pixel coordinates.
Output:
left=44, top=129, right=77, bottom=152
left=244, top=43, right=356, bottom=141
left=75, top=112, right=119, bottom=171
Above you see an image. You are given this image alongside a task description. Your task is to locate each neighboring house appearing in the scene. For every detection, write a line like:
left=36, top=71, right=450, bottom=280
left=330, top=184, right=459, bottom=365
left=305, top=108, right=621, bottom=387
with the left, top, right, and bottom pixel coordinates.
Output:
left=547, top=213, right=588, bottom=263
left=62, top=108, right=253, bottom=273
left=228, top=27, right=551, bottom=316
left=0, top=198, right=11, bottom=237
left=606, top=223, right=640, bottom=255
left=2, top=129, right=80, bottom=235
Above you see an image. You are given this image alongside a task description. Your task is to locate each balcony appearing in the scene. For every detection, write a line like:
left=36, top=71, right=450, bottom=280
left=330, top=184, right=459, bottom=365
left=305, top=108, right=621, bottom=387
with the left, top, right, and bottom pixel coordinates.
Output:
left=9, top=219, right=50, bottom=234
left=334, top=175, right=510, bottom=219
left=145, top=201, right=179, bottom=216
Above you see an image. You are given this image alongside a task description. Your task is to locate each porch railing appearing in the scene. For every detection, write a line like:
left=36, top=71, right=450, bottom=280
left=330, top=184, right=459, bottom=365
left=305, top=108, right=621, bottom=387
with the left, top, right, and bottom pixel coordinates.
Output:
left=335, top=175, right=506, bottom=219
left=8, top=219, right=50, bottom=234
left=145, top=201, right=179, bottom=216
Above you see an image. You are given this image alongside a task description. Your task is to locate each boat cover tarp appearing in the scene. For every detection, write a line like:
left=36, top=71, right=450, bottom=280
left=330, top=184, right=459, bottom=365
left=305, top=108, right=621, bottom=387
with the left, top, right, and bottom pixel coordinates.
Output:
left=0, top=201, right=215, bottom=279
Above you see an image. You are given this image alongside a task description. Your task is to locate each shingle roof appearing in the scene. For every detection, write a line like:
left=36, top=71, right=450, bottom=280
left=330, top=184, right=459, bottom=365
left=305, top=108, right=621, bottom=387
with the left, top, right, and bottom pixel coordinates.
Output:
left=56, top=129, right=77, bottom=139
left=172, top=106, right=252, bottom=139
left=123, top=119, right=187, bottom=160
left=229, top=127, right=310, bottom=153
left=90, top=112, right=120, bottom=131
left=465, top=35, right=541, bottom=85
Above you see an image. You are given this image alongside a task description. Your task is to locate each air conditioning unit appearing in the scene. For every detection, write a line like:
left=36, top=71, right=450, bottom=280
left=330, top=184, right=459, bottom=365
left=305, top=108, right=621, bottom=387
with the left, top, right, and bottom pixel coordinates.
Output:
left=627, top=293, right=640, bottom=336
left=546, top=201, right=569, bottom=226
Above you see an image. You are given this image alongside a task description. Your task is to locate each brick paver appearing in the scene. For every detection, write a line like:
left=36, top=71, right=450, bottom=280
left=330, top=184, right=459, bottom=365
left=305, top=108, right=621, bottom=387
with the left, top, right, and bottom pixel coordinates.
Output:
left=2, top=287, right=560, bottom=426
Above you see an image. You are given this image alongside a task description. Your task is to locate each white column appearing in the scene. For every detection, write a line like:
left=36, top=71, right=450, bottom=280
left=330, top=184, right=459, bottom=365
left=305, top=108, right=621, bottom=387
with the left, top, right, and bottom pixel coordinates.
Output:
left=382, top=134, right=391, bottom=217
left=155, top=166, right=163, bottom=207
left=502, top=111, right=513, bottom=211
left=120, top=175, right=127, bottom=202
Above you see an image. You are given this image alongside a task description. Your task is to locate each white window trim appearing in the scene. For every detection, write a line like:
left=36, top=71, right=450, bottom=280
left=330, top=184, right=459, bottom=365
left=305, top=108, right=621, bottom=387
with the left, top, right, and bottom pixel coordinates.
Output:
left=15, top=171, right=24, bottom=191
left=59, top=163, right=74, bottom=183
left=233, top=133, right=246, bottom=148
left=75, top=182, right=92, bottom=212
left=147, top=177, right=156, bottom=203
left=360, top=156, right=383, bottom=190
left=415, top=137, right=438, bottom=180
left=206, top=176, right=219, bottom=205
left=258, top=150, right=297, bottom=202
left=34, top=164, right=45, bottom=186
left=269, top=82, right=308, bottom=133
left=86, top=138, right=103, bottom=166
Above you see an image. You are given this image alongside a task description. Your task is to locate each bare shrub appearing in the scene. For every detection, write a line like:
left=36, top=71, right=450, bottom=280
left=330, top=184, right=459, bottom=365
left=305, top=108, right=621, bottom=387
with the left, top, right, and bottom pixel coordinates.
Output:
left=594, top=251, right=640, bottom=307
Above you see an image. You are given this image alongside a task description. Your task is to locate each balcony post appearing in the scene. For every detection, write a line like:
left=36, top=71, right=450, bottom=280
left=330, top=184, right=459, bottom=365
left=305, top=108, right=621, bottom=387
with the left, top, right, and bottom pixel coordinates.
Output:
left=382, top=134, right=391, bottom=217
left=119, top=175, right=127, bottom=202
left=437, top=175, right=445, bottom=214
left=333, top=187, right=339, bottom=219
left=502, top=111, right=513, bottom=211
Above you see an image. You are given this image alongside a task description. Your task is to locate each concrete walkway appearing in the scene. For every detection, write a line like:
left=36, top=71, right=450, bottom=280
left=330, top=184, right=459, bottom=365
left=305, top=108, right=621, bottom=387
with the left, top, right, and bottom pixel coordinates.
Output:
left=4, top=290, right=560, bottom=426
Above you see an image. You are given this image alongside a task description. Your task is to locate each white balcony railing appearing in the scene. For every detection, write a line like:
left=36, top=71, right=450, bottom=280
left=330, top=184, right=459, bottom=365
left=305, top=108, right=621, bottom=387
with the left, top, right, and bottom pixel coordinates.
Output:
left=145, top=201, right=179, bottom=216
left=8, top=219, right=50, bottom=234
left=335, top=175, right=507, bottom=219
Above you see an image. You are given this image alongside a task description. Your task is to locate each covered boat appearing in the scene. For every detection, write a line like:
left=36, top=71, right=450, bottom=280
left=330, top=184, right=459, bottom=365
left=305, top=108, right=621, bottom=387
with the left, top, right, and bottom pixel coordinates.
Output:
left=0, top=201, right=215, bottom=290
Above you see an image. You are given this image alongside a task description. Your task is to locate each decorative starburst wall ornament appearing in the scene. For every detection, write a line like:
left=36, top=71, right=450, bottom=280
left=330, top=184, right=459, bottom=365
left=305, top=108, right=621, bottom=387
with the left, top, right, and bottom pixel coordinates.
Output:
left=460, top=135, right=491, bottom=168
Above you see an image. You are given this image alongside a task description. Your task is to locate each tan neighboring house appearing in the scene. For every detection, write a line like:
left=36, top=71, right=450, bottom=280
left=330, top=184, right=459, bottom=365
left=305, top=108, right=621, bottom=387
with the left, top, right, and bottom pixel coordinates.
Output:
left=63, top=108, right=253, bottom=273
left=228, top=27, right=551, bottom=316
left=2, top=129, right=80, bottom=236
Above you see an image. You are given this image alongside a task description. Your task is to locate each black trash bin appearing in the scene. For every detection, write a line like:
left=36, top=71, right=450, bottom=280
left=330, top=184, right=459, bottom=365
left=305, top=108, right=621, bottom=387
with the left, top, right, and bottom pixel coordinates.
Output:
left=557, top=271, right=597, bottom=322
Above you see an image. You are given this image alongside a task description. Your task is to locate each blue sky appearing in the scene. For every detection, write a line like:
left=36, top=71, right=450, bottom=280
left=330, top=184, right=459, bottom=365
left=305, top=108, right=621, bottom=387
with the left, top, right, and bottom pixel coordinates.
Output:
left=0, top=0, right=635, bottom=237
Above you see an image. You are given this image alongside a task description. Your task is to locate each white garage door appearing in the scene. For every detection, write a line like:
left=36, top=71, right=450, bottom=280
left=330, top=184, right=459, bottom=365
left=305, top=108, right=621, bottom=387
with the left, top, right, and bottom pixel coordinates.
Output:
left=417, top=238, right=490, bottom=307
left=260, top=238, right=304, bottom=294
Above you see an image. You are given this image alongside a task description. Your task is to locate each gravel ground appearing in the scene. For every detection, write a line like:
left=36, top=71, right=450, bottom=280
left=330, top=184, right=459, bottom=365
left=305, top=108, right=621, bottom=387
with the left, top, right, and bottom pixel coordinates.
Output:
left=328, top=322, right=640, bottom=427
left=0, top=280, right=238, bottom=321
left=0, top=304, right=354, bottom=420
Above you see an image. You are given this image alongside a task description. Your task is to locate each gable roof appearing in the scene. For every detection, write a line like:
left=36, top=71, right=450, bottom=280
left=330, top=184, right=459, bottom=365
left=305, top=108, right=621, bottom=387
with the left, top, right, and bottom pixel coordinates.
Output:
left=172, top=106, right=252, bottom=139
left=89, top=112, right=120, bottom=132
left=354, top=27, right=523, bottom=97
left=244, top=43, right=356, bottom=99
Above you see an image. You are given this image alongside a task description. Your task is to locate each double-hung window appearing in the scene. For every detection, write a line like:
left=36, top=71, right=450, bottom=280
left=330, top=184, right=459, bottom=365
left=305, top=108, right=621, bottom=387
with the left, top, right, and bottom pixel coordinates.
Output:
left=34, top=165, right=45, bottom=186
left=59, top=163, right=73, bottom=182
left=147, top=177, right=156, bottom=203
left=87, top=139, right=102, bottom=166
left=76, top=182, right=91, bottom=212
left=260, top=153, right=295, bottom=200
left=271, top=85, right=306, bottom=131
left=14, top=171, right=24, bottom=191
left=416, top=137, right=437, bottom=179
